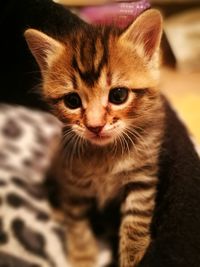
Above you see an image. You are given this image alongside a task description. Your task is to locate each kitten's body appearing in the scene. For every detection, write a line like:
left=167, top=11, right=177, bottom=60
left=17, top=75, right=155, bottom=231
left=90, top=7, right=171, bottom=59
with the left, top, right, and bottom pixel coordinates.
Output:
left=25, top=9, right=200, bottom=267
left=58, top=109, right=163, bottom=267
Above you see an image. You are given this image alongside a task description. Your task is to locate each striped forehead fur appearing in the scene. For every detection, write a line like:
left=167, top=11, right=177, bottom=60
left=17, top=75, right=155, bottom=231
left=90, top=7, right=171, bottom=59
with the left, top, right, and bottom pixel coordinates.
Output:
left=65, top=25, right=121, bottom=88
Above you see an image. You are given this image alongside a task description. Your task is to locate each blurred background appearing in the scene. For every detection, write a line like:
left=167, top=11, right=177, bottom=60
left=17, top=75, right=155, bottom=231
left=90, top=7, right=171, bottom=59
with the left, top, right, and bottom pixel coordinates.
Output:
left=54, top=0, right=200, bottom=143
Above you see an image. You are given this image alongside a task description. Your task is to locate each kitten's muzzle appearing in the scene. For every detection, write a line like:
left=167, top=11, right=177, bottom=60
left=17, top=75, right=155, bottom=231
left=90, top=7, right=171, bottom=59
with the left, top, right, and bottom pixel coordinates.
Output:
left=84, top=124, right=114, bottom=146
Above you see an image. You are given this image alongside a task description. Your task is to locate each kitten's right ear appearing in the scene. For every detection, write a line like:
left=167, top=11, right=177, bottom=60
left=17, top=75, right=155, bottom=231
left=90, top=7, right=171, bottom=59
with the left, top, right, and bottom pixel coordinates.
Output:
left=119, top=9, right=163, bottom=60
left=24, top=29, right=64, bottom=73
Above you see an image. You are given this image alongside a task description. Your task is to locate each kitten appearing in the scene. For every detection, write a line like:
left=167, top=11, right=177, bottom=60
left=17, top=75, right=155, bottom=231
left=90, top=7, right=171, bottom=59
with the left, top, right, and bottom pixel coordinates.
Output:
left=24, top=9, right=200, bottom=267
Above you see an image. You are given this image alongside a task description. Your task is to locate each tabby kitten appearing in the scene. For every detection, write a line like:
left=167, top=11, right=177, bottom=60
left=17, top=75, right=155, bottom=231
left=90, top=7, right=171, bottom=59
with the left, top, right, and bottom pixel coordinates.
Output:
left=25, top=9, right=164, bottom=267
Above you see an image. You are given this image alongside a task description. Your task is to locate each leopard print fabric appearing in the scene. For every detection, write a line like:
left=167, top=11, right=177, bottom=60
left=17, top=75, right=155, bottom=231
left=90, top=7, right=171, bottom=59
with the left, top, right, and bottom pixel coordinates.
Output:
left=0, top=104, right=111, bottom=267
left=0, top=104, right=70, bottom=267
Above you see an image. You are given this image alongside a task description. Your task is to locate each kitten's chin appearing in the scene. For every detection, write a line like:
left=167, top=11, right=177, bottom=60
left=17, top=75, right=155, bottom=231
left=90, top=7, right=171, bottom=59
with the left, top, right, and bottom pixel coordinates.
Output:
left=88, top=135, right=114, bottom=146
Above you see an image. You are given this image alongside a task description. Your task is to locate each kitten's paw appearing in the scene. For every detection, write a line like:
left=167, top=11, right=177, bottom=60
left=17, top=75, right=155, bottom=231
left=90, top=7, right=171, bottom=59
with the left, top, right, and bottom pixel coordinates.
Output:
left=68, top=241, right=98, bottom=267
left=69, top=258, right=97, bottom=267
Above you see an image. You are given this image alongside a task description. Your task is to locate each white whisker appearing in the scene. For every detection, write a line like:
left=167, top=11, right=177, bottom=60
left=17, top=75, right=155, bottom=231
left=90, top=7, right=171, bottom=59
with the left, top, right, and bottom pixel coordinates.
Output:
left=125, top=127, right=151, bottom=155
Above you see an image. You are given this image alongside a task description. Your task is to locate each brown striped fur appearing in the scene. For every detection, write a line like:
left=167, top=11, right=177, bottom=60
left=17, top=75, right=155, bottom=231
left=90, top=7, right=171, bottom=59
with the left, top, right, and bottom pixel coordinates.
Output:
left=25, top=9, right=164, bottom=267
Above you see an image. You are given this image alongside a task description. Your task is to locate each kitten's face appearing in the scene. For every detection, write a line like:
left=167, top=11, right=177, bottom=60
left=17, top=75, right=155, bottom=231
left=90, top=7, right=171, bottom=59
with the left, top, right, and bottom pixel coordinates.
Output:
left=25, top=9, right=162, bottom=147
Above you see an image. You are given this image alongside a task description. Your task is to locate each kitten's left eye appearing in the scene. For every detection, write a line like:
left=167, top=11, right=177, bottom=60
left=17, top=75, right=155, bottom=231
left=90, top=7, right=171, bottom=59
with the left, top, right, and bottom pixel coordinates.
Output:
left=109, top=87, right=128, bottom=105
left=63, top=93, right=82, bottom=109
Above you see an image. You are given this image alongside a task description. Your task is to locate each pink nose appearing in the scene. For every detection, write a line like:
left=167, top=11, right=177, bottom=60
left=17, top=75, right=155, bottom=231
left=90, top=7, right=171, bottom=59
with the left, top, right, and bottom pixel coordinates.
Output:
left=87, top=126, right=104, bottom=134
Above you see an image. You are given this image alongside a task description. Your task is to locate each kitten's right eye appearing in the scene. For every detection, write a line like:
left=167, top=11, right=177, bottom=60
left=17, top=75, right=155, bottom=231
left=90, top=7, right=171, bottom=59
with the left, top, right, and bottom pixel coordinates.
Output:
left=109, top=87, right=128, bottom=105
left=63, top=93, right=82, bottom=109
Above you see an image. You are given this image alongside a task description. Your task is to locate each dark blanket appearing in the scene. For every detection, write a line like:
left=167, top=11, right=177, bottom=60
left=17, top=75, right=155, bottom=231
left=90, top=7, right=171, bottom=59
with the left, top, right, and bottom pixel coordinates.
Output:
left=0, top=0, right=83, bottom=109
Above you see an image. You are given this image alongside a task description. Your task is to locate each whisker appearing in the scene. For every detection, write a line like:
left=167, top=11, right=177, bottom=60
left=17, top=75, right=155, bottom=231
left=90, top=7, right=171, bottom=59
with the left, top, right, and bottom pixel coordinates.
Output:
left=68, top=134, right=78, bottom=170
left=122, top=130, right=135, bottom=156
left=111, top=137, right=118, bottom=157
left=125, top=127, right=151, bottom=155
left=118, top=133, right=125, bottom=156
left=121, top=133, right=130, bottom=156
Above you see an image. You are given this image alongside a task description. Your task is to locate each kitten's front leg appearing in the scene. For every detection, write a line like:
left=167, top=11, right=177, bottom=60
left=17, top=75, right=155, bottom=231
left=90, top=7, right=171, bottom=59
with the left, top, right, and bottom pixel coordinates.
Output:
left=119, top=180, right=157, bottom=267
left=64, top=199, right=98, bottom=267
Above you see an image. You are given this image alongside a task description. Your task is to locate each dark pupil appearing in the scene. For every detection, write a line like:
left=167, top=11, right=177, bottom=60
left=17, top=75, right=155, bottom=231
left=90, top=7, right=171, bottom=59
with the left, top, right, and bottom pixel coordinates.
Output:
left=64, top=93, right=81, bottom=109
left=109, top=88, right=128, bottom=104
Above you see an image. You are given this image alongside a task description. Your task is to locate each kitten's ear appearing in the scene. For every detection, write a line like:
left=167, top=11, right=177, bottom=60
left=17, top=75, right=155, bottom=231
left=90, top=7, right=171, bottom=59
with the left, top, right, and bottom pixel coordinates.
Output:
left=120, top=9, right=163, bottom=60
left=24, top=29, right=64, bottom=73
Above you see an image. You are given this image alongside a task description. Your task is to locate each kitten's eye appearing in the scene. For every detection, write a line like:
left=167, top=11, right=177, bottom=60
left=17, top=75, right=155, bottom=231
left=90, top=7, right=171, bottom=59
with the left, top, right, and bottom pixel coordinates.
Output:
left=63, top=93, right=82, bottom=109
left=109, top=88, right=128, bottom=105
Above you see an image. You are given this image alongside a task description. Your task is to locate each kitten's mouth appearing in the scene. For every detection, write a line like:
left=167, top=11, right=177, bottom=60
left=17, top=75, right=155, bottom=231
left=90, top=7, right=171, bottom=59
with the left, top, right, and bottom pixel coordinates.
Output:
left=88, top=133, right=113, bottom=146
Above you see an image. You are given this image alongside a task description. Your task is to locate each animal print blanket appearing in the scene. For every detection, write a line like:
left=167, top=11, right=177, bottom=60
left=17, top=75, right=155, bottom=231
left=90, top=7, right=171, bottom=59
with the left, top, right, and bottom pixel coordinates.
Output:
left=0, top=104, right=110, bottom=267
left=0, top=104, right=69, bottom=267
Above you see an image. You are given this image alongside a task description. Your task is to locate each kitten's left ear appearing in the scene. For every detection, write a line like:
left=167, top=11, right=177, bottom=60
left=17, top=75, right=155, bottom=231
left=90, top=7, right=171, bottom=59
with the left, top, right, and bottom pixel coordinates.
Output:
left=120, top=9, right=163, bottom=60
left=24, top=29, right=64, bottom=74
